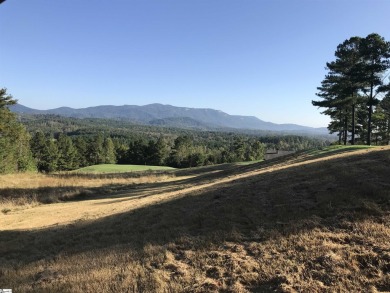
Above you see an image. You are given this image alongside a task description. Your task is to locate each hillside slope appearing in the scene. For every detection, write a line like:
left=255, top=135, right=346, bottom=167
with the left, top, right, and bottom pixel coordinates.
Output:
left=10, top=103, right=328, bottom=133
left=1, top=146, right=389, bottom=292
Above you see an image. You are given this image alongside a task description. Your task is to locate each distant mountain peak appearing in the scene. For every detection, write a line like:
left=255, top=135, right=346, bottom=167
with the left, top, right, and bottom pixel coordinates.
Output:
left=10, top=103, right=328, bottom=134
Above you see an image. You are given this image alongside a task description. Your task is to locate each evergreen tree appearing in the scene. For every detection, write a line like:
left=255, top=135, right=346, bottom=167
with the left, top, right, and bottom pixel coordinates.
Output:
left=147, top=137, right=170, bottom=166
left=168, top=136, right=193, bottom=167
left=313, top=37, right=363, bottom=145
left=86, top=134, right=104, bottom=165
left=73, top=136, right=88, bottom=167
left=127, top=139, right=148, bottom=165
left=359, top=33, right=390, bottom=145
left=31, top=131, right=48, bottom=171
left=0, top=88, right=17, bottom=108
left=31, top=132, right=59, bottom=172
left=46, top=138, right=59, bottom=172
left=313, top=34, right=390, bottom=145
left=102, top=137, right=116, bottom=164
left=328, top=37, right=362, bottom=144
left=232, top=137, right=246, bottom=161
left=248, top=141, right=265, bottom=160
left=380, top=95, right=390, bottom=144
left=0, top=88, right=35, bottom=173
left=57, top=133, right=77, bottom=170
left=113, top=139, right=129, bottom=164
left=372, top=106, right=387, bottom=145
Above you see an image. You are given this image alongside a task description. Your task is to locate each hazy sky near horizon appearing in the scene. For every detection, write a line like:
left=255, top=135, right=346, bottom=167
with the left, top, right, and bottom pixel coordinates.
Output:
left=1, top=0, right=389, bottom=128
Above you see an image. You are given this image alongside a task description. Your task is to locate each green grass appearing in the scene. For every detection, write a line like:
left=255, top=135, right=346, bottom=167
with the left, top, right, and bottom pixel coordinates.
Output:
left=303, top=144, right=376, bottom=157
left=234, top=159, right=264, bottom=166
left=73, top=164, right=176, bottom=173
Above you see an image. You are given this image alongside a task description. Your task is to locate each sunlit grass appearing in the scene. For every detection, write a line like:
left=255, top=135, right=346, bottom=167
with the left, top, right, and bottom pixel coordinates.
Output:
left=0, top=171, right=176, bottom=206
left=303, top=144, right=376, bottom=157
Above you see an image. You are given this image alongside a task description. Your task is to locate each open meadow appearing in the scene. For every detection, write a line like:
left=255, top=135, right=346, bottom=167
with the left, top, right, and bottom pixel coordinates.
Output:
left=1, top=146, right=390, bottom=292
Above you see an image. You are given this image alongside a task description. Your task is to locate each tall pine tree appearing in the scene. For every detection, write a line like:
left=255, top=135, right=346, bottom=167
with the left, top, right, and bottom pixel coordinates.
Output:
left=359, top=33, right=390, bottom=145
left=313, top=34, right=390, bottom=145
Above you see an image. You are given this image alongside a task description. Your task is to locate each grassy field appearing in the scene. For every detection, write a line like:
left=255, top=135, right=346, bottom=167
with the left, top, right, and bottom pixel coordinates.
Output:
left=302, top=144, right=376, bottom=156
left=74, top=164, right=176, bottom=173
left=1, top=145, right=390, bottom=292
left=0, top=171, right=177, bottom=206
left=234, top=159, right=264, bottom=166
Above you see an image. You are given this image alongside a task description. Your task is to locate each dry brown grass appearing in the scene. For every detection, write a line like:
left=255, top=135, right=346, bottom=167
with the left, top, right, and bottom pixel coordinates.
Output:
left=0, top=171, right=176, bottom=207
left=0, top=171, right=177, bottom=190
left=1, top=146, right=390, bottom=292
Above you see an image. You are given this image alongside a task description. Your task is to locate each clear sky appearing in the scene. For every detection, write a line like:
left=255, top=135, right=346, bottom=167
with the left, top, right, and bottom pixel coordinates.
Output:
left=1, top=0, right=389, bottom=127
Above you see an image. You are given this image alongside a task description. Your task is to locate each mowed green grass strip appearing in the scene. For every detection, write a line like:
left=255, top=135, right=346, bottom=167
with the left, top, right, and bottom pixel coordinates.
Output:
left=73, top=164, right=176, bottom=173
left=304, top=144, right=376, bottom=157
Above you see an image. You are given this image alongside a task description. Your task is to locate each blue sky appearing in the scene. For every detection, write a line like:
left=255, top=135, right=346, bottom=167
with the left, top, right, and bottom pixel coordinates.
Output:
left=1, top=0, right=389, bottom=127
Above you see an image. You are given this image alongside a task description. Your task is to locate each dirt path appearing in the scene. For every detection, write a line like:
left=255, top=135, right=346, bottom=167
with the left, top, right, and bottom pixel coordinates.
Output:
left=1, top=146, right=388, bottom=231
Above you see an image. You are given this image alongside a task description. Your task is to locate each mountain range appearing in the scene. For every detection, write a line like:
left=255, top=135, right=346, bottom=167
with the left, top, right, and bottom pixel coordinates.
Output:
left=10, top=103, right=328, bottom=134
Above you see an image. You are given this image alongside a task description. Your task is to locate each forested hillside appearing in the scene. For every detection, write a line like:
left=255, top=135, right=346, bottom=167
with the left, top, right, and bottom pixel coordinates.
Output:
left=0, top=90, right=331, bottom=174
left=10, top=103, right=328, bottom=133
left=22, top=114, right=329, bottom=172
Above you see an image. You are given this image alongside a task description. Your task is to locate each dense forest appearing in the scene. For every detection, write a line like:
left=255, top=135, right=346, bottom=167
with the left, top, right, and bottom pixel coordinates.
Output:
left=1, top=89, right=330, bottom=174
left=23, top=114, right=329, bottom=172
left=313, top=33, right=390, bottom=145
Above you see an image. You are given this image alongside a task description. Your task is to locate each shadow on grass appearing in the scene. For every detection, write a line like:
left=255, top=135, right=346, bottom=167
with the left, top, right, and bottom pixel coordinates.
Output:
left=3, top=146, right=345, bottom=206
left=1, top=149, right=389, bottom=267
left=49, top=169, right=175, bottom=179
left=296, top=145, right=377, bottom=162
left=0, top=164, right=247, bottom=204
left=0, top=154, right=299, bottom=205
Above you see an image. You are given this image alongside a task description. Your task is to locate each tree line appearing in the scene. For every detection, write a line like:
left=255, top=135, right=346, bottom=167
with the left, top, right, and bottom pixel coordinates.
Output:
left=29, top=132, right=267, bottom=172
left=18, top=113, right=331, bottom=151
left=313, top=33, right=390, bottom=145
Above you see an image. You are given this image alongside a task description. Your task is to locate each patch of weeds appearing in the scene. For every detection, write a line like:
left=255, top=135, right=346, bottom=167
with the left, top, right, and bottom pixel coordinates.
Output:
left=59, top=189, right=93, bottom=201
left=39, top=194, right=59, bottom=204
left=1, top=208, right=11, bottom=214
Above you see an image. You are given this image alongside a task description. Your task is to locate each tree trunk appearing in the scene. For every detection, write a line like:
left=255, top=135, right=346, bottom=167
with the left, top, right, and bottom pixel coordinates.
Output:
left=339, top=130, right=342, bottom=145
left=387, top=119, right=390, bottom=145
left=344, top=116, right=348, bottom=145
left=351, top=103, right=355, bottom=145
left=367, top=79, right=374, bottom=145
